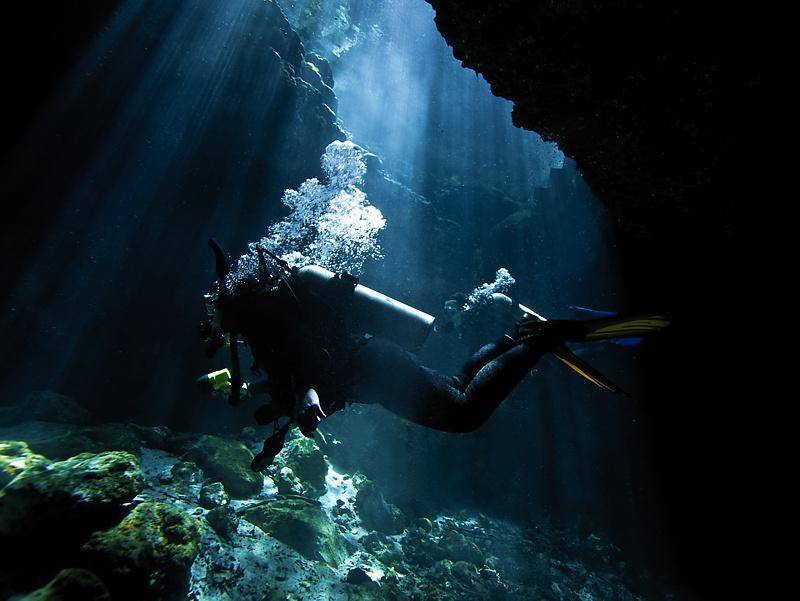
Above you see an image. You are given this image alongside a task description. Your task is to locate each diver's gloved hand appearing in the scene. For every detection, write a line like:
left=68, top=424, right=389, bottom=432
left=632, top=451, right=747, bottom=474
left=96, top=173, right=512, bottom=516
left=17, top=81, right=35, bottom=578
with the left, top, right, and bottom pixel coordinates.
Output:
left=515, top=317, right=582, bottom=346
left=515, top=315, right=546, bottom=339
left=295, top=388, right=326, bottom=438
left=514, top=316, right=566, bottom=346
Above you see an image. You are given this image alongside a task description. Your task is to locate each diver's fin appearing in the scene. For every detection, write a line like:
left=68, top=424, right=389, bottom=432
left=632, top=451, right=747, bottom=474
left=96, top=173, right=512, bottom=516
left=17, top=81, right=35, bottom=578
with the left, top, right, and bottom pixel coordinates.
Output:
left=570, top=305, right=617, bottom=318
left=518, top=314, right=670, bottom=343
left=574, top=314, right=670, bottom=341
left=551, top=343, right=628, bottom=395
left=516, top=314, right=669, bottom=393
left=613, top=337, right=644, bottom=348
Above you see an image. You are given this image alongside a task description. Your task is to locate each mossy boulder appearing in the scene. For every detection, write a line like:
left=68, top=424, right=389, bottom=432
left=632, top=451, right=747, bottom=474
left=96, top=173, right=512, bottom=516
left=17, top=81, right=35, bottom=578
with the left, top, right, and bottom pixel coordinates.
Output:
left=205, top=506, right=238, bottom=540
left=438, top=529, right=485, bottom=565
left=11, top=568, right=111, bottom=601
left=199, top=481, right=229, bottom=509
left=241, top=496, right=348, bottom=567
left=279, top=433, right=328, bottom=498
left=179, top=434, right=262, bottom=499
left=168, top=460, right=202, bottom=487
left=0, top=440, right=47, bottom=487
left=0, top=450, right=143, bottom=539
left=273, top=465, right=305, bottom=496
left=0, top=421, right=144, bottom=461
left=83, top=502, right=200, bottom=601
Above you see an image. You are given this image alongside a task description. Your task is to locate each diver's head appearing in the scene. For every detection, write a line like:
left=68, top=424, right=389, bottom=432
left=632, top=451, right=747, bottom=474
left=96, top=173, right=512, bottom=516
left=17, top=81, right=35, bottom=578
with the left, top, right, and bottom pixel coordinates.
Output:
left=434, top=293, right=467, bottom=333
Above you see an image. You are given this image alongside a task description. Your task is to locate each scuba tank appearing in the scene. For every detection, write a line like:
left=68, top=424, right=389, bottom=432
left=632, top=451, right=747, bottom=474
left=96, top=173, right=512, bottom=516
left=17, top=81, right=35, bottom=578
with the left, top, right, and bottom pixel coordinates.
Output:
left=296, top=265, right=435, bottom=352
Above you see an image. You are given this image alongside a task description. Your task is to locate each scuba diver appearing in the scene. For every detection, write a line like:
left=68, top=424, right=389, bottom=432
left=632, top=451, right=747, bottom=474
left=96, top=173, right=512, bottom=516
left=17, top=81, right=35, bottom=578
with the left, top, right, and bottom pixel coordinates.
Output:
left=197, top=240, right=669, bottom=471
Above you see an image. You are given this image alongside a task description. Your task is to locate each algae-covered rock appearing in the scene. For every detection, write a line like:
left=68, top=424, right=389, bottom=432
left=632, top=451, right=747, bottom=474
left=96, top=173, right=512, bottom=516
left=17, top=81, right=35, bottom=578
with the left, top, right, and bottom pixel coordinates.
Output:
left=273, top=465, right=305, bottom=496
left=199, top=481, right=229, bottom=509
left=169, top=461, right=202, bottom=487
left=278, top=433, right=327, bottom=498
left=0, top=391, right=91, bottom=427
left=241, top=496, right=348, bottom=567
left=0, top=421, right=144, bottom=461
left=359, top=531, right=403, bottom=566
left=451, top=560, right=479, bottom=584
left=83, top=502, right=201, bottom=601
left=205, top=506, right=238, bottom=540
left=179, top=434, right=262, bottom=499
left=0, top=440, right=47, bottom=487
left=355, top=480, right=407, bottom=534
left=0, top=450, right=143, bottom=539
left=439, top=529, right=485, bottom=565
left=10, top=568, right=111, bottom=601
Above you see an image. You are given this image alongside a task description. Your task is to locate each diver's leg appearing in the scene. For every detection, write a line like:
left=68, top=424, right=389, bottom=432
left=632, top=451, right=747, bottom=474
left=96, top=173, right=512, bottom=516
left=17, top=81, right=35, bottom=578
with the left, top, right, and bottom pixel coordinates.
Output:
left=454, top=335, right=517, bottom=385
left=352, top=336, right=549, bottom=433
left=443, top=340, right=551, bottom=432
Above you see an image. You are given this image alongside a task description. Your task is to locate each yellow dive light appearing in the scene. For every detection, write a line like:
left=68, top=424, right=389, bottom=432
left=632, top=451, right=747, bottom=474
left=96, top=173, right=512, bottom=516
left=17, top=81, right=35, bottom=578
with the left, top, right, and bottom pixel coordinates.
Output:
left=195, top=368, right=231, bottom=393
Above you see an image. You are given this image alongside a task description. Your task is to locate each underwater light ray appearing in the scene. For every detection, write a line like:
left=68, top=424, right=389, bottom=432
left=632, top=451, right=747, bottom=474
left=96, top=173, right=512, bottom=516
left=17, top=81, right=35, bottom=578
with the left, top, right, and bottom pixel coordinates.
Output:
left=5, top=2, right=255, bottom=380
left=8, top=0, right=249, bottom=278
left=61, top=3, right=304, bottom=365
left=1, top=0, right=340, bottom=407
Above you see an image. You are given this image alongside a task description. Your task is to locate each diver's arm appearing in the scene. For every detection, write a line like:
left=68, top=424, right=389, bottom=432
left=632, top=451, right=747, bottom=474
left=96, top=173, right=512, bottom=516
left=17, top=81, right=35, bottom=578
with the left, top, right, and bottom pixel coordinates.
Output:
left=295, top=388, right=326, bottom=437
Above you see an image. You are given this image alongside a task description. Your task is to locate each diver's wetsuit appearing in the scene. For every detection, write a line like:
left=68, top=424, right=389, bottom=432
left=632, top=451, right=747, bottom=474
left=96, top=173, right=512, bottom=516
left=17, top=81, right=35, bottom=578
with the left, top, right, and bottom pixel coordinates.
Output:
left=231, top=275, right=543, bottom=435
left=219, top=263, right=668, bottom=474
left=350, top=335, right=544, bottom=433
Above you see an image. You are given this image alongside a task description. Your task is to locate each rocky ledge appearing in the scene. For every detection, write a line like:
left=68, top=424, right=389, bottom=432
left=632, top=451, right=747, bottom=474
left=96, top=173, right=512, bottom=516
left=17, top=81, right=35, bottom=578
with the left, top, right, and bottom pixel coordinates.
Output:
left=1, top=401, right=666, bottom=600
left=425, top=0, right=784, bottom=245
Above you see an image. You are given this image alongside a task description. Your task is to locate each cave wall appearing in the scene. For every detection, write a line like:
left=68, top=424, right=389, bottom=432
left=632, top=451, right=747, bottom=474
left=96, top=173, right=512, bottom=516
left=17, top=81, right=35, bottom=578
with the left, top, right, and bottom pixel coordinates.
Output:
left=425, top=0, right=783, bottom=245
left=423, top=1, right=782, bottom=596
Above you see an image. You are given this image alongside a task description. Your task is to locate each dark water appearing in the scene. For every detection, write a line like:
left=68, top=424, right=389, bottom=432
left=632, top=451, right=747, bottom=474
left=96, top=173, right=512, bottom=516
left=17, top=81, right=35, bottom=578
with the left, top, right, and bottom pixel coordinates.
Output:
left=1, top=1, right=691, bottom=599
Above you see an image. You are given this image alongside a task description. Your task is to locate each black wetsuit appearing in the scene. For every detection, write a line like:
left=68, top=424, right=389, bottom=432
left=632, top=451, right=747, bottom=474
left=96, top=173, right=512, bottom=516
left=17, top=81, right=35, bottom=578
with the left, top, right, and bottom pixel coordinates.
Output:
left=350, top=335, right=543, bottom=433
left=215, top=267, right=666, bottom=471
left=229, top=275, right=544, bottom=434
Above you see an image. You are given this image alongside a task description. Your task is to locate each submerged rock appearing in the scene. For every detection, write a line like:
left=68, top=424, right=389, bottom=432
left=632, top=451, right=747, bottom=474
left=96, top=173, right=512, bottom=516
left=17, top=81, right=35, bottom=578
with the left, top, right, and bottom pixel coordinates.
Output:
left=10, top=568, right=111, bottom=601
left=0, top=440, right=47, bottom=487
left=277, top=433, right=328, bottom=498
left=0, top=450, right=143, bottom=539
left=273, top=465, right=305, bottom=496
left=169, top=461, right=202, bottom=487
left=0, top=421, right=145, bottom=461
left=439, top=529, right=485, bottom=565
left=345, top=566, right=380, bottom=586
left=83, top=502, right=201, bottom=601
left=411, top=517, right=433, bottom=533
left=178, top=435, right=262, bottom=499
left=355, top=480, right=406, bottom=534
left=451, top=560, right=478, bottom=584
left=199, top=481, right=230, bottom=509
left=241, top=496, right=348, bottom=567
left=205, top=506, right=238, bottom=540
